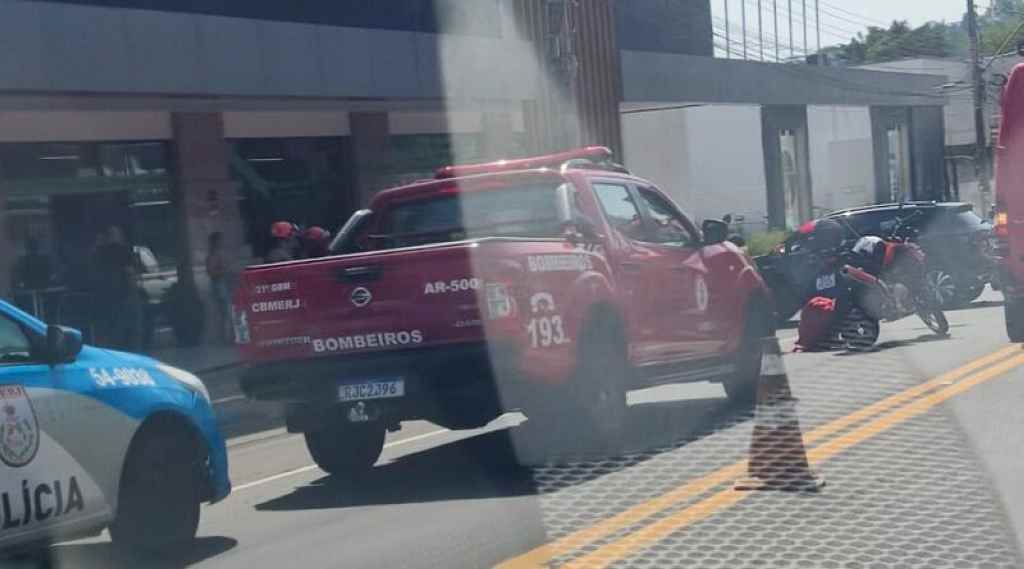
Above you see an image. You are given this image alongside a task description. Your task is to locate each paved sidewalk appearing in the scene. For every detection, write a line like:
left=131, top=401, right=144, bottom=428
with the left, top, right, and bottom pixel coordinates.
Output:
left=148, top=342, right=241, bottom=374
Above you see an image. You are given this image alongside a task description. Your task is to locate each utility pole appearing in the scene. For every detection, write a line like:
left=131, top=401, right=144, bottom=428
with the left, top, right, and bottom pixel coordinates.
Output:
left=788, top=0, right=794, bottom=59
left=802, top=0, right=808, bottom=59
left=773, top=0, right=779, bottom=61
left=758, top=0, right=764, bottom=61
left=967, top=0, right=991, bottom=215
left=741, top=0, right=748, bottom=59
left=724, top=0, right=731, bottom=59
left=815, top=0, right=821, bottom=62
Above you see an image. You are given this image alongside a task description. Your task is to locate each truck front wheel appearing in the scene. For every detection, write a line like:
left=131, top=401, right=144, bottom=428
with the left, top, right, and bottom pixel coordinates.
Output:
left=304, top=416, right=386, bottom=477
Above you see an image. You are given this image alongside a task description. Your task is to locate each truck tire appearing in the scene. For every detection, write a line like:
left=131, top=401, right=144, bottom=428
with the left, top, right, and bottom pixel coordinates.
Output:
left=514, top=317, right=629, bottom=465
left=109, top=429, right=201, bottom=552
left=723, top=304, right=773, bottom=407
left=1006, top=297, right=1024, bottom=342
left=304, top=417, right=386, bottom=477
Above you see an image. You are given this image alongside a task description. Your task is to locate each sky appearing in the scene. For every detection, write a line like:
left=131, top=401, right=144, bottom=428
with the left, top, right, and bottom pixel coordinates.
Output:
left=852, top=0, right=988, bottom=26
left=711, top=0, right=994, bottom=59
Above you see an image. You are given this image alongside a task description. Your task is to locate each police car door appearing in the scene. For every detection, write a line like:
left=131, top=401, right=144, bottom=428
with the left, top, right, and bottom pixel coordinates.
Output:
left=0, top=314, right=112, bottom=547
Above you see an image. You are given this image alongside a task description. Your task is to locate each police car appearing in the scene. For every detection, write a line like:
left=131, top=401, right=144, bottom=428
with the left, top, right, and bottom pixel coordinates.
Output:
left=0, top=300, right=229, bottom=552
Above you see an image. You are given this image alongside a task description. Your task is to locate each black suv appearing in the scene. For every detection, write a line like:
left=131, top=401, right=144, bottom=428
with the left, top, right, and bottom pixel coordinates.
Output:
left=757, top=202, right=993, bottom=320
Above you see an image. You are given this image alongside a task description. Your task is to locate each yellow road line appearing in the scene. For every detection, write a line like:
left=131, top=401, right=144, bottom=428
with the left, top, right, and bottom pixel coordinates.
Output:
left=496, top=344, right=1021, bottom=569
left=564, top=352, right=1024, bottom=569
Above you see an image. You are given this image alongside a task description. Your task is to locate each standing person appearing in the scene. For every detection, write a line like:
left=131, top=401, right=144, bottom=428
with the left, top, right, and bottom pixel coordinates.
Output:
left=265, top=221, right=298, bottom=263
left=206, top=232, right=232, bottom=344
left=94, top=226, right=143, bottom=351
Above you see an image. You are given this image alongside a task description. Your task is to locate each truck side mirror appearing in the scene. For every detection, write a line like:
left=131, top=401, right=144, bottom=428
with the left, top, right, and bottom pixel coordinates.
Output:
left=702, top=219, right=729, bottom=245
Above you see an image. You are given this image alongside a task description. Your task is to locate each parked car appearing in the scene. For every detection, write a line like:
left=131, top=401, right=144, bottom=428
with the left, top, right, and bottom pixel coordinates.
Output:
left=233, top=147, right=773, bottom=470
left=134, top=245, right=177, bottom=308
left=757, top=202, right=993, bottom=320
left=0, top=299, right=230, bottom=552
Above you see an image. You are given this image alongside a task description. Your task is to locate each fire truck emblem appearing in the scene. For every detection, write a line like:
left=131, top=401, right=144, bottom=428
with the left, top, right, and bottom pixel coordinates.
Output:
left=0, top=385, right=38, bottom=468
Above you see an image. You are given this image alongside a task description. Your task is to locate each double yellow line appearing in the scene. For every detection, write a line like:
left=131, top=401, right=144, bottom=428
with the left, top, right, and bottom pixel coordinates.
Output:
left=497, top=344, right=1024, bottom=569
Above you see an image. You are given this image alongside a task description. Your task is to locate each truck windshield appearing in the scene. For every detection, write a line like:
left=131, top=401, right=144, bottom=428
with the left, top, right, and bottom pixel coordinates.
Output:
left=374, top=182, right=564, bottom=248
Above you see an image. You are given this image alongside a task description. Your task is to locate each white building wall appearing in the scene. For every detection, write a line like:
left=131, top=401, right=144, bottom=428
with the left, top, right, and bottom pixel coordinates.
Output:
left=807, top=105, right=876, bottom=214
left=858, top=58, right=974, bottom=147
left=621, top=106, right=692, bottom=209
left=621, top=104, right=769, bottom=233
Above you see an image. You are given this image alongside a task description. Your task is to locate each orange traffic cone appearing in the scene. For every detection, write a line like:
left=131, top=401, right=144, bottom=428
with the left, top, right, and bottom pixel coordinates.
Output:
left=735, top=336, right=824, bottom=492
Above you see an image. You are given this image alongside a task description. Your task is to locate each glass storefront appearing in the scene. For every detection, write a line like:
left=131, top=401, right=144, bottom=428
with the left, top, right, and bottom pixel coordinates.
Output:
left=231, top=132, right=527, bottom=259
left=231, top=137, right=351, bottom=259
left=0, top=141, right=177, bottom=336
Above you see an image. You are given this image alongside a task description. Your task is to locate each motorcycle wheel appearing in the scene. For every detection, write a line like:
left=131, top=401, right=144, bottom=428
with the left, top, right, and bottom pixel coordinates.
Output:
left=918, top=309, right=950, bottom=336
left=838, top=309, right=880, bottom=351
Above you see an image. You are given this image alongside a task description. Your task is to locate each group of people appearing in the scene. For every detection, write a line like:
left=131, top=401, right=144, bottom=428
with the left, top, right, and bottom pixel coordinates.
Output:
left=265, top=222, right=333, bottom=263
left=204, top=222, right=333, bottom=344
left=9, top=221, right=333, bottom=352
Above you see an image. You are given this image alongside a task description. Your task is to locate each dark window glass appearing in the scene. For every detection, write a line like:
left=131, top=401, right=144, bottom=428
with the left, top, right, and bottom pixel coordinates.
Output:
left=592, top=183, right=645, bottom=241
left=0, top=317, right=32, bottom=363
left=377, top=183, right=562, bottom=248
left=635, top=187, right=698, bottom=246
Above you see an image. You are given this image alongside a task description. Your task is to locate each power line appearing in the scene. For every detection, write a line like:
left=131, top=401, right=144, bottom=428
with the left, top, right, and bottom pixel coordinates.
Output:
left=740, top=0, right=859, bottom=42
left=818, top=0, right=890, bottom=27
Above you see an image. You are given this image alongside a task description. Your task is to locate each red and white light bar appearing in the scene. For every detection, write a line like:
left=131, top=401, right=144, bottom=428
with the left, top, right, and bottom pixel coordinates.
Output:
left=434, top=146, right=614, bottom=179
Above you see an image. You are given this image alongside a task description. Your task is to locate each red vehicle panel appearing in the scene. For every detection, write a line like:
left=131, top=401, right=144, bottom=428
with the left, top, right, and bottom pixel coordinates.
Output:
left=995, top=64, right=1024, bottom=340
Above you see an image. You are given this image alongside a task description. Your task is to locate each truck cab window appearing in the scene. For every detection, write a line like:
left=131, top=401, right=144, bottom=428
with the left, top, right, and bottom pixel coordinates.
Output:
left=592, top=183, right=645, bottom=241
left=635, top=187, right=699, bottom=247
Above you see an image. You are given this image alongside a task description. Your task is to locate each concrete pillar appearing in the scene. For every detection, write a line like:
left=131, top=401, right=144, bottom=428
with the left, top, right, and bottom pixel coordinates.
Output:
left=911, top=106, right=947, bottom=201
left=170, top=112, right=244, bottom=285
left=348, top=112, right=392, bottom=206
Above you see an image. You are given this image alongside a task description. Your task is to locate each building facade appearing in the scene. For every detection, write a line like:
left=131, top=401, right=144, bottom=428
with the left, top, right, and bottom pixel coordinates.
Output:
left=0, top=0, right=949, bottom=346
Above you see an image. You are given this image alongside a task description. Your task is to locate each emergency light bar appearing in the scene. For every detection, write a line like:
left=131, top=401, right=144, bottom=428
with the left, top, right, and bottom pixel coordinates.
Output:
left=434, top=146, right=623, bottom=179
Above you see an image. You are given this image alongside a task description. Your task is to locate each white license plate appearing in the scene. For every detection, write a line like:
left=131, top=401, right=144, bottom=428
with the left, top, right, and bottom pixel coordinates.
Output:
left=816, top=273, right=837, bottom=291
left=338, top=379, right=405, bottom=402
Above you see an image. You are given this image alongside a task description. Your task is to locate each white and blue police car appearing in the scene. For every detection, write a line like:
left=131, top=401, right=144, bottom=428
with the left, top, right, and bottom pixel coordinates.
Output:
left=0, top=300, right=229, bottom=552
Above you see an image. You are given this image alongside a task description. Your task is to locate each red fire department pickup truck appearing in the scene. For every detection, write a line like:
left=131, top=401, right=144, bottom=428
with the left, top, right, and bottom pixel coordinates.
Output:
left=234, top=147, right=772, bottom=471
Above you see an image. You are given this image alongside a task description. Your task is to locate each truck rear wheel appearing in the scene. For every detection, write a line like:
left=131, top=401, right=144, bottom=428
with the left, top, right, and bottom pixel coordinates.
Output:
left=304, top=416, right=386, bottom=477
left=1006, top=297, right=1024, bottom=342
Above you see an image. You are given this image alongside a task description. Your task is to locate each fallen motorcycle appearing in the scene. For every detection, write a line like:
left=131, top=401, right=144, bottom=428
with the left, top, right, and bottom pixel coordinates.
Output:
left=797, top=213, right=949, bottom=351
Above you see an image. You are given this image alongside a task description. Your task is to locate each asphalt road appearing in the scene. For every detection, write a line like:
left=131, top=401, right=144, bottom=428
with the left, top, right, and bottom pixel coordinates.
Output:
left=27, top=290, right=1024, bottom=568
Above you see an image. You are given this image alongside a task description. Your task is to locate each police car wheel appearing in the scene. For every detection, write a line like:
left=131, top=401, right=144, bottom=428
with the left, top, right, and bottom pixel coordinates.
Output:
left=304, top=418, right=386, bottom=476
left=109, top=431, right=201, bottom=552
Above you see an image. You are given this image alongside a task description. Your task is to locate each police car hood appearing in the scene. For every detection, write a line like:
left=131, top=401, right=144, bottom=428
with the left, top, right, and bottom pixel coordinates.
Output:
left=92, top=347, right=161, bottom=368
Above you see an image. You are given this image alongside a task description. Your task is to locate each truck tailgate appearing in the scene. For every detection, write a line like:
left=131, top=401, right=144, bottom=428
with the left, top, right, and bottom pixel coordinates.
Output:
left=235, top=243, right=488, bottom=363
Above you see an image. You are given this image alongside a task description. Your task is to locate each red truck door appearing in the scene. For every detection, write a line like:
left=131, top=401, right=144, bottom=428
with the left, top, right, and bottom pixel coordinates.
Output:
left=631, top=185, right=722, bottom=359
left=997, top=63, right=1024, bottom=288
left=590, top=181, right=665, bottom=364
left=591, top=181, right=701, bottom=363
